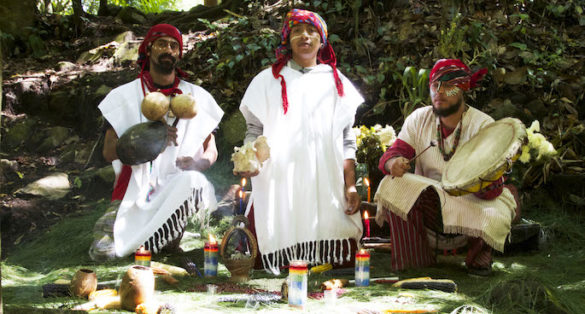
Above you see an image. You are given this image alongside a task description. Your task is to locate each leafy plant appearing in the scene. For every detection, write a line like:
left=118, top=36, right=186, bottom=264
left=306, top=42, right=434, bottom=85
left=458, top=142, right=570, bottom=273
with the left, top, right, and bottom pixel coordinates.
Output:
left=394, top=66, right=430, bottom=120
left=438, top=13, right=467, bottom=58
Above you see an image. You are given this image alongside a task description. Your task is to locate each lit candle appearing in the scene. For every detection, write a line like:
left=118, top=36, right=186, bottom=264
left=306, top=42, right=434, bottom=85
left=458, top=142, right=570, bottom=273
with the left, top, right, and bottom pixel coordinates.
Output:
left=238, top=190, right=244, bottom=215
left=204, top=234, right=218, bottom=277
left=241, top=177, right=247, bottom=190
left=134, top=245, right=151, bottom=267
left=364, top=177, right=371, bottom=203
left=355, top=249, right=370, bottom=287
left=364, top=211, right=371, bottom=238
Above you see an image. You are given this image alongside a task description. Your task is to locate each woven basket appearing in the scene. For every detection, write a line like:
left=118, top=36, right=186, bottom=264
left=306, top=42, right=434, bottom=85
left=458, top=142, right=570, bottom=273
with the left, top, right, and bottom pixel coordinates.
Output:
left=220, top=216, right=258, bottom=282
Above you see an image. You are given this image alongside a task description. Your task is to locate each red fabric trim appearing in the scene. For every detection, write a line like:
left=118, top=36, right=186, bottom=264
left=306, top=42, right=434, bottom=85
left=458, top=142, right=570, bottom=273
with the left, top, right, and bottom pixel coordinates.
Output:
left=139, top=71, right=183, bottom=96
left=378, top=139, right=416, bottom=175
left=112, top=165, right=132, bottom=201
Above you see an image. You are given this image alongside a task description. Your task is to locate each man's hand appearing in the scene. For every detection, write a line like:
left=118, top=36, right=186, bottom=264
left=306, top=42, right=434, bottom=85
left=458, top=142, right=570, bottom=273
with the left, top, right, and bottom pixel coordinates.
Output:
left=344, top=185, right=361, bottom=215
left=385, top=157, right=411, bottom=177
left=167, top=126, right=178, bottom=146
left=176, top=156, right=211, bottom=172
left=234, top=170, right=260, bottom=178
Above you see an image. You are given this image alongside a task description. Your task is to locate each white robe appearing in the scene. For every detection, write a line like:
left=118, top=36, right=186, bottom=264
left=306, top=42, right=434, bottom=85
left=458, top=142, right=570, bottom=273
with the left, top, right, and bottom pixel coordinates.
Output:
left=99, top=78, right=224, bottom=257
left=240, top=65, right=364, bottom=274
left=374, top=106, right=517, bottom=252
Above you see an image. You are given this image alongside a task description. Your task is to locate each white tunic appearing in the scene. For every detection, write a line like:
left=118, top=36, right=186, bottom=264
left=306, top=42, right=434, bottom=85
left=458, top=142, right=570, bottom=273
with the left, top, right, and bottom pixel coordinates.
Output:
left=99, top=78, right=224, bottom=257
left=240, top=65, right=364, bottom=273
left=374, top=106, right=517, bottom=252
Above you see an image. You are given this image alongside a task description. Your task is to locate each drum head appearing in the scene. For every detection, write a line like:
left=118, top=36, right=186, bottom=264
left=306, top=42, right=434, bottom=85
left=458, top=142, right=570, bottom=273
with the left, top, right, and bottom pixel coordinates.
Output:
left=442, top=118, right=526, bottom=195
left=116, top=121, right=168, bottom=165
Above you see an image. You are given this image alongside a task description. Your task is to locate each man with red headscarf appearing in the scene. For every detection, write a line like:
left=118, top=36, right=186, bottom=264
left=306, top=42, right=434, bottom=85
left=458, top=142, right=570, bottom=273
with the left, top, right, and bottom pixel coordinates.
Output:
left=237, top=9, right=364, bottom=274
left=375, top=59, right=518, bottom=276
left=89, top=24, right=224, bottom=261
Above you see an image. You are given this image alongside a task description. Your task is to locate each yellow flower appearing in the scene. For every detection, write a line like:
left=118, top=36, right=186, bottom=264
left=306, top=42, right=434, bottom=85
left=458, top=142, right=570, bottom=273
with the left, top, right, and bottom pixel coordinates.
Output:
left=519, top=145, right=531, bottom=163
left=536, top=141, right=556, bottom=160
left=528, top=132, right=546, bottom=149
left=527, top=120, right=540, bottom=133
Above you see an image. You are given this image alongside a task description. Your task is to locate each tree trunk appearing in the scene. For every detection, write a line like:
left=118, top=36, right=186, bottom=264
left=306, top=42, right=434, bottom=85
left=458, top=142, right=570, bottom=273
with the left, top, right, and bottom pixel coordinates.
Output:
left=98, top=0, right=109, bottom=16
left=204, top=0, right=218, bottom=6
left=44, top=0, right=52, bottom=13
left=72, top=0, right=84, bottom=34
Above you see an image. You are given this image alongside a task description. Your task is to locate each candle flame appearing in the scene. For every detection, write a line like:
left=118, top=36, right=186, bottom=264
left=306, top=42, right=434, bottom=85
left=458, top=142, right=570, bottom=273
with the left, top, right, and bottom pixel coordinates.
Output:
left=241, top=178, right=247, bottom=188
left=364, top=177, right=370, bottom=187
left=359, top=248, right=366, bottom=255
left=238, top=190, right=244, bottom=199
left=364, top=210, right=369, bottom=219
left=209, top=234, right=217, bottom=244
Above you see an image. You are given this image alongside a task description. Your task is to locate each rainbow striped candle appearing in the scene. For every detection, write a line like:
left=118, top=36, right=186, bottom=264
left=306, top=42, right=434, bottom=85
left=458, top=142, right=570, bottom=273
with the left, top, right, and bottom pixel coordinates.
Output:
left=135, top=246, right=151, bottom=267
left=288, top=260, right=308, bottom=309
left=204, top=235, right=219, bottom=277
left=355, top=249, right=370, bottom=287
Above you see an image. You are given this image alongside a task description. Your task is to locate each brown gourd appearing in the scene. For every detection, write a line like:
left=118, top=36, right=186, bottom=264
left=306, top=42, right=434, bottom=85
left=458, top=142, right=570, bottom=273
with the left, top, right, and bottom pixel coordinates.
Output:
left=170, top=93, right=198, bottom=119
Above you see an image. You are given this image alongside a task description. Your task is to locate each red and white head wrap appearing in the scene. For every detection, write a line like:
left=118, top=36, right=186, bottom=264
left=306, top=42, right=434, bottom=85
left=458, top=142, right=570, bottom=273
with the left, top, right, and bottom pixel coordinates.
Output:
left=272, top=9, right=344, bottom=114
left=429, top=59, right=487, bottom=91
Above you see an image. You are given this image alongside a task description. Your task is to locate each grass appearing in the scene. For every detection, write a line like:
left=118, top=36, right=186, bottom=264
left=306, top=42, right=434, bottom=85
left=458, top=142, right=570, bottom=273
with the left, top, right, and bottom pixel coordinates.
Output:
left=2, top=166, right=585, bottom=313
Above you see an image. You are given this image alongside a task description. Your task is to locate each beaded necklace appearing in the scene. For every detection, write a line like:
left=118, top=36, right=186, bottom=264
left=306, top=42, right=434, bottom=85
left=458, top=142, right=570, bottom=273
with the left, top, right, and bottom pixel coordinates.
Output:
left=436, top=116, right=463, bottom=162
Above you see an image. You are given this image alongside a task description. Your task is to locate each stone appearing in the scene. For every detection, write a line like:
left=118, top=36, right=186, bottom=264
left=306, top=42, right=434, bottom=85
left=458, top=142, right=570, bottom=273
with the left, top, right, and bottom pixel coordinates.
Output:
left=56, top=61, right=76, bottom=72
left=74, top=147, right=92, bottom=165
left=3, top=118, right=38, bottom=149
left=95, top=165, right=115, bottom=185
left=116, top=7, right=147, bottom=25
left=48, top=90, right=71, bottom=117
left=95, top=85, right=112, bottom=98
left=16, top=173, right=70, bottom=200
left=113, top=31, right=136, bottom=44
left=38, top=126, right=70, bottom=152
left=113, top=41, right=139, bottom=65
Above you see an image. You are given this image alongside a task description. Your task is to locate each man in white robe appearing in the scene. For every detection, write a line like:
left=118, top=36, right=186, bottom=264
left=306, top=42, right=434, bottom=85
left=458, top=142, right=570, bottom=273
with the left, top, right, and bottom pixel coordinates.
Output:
left=237, top=9, right=364, bottom=274
left=89, top=24, right=224, bottom=261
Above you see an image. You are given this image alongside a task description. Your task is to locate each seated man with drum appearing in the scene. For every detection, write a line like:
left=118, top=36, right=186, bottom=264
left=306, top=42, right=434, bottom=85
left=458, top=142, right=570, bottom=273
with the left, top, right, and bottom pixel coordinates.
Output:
left=376, top=59, right=520, bottom=276
left=89, top=24, right=224, bottom=261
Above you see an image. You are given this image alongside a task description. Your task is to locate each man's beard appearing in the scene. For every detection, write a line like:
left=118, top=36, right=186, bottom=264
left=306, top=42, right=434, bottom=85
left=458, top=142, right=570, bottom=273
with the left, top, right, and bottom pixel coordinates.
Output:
left=432, top=97, right=463, bottom=117
left=152, top=54, right=177, bottom=75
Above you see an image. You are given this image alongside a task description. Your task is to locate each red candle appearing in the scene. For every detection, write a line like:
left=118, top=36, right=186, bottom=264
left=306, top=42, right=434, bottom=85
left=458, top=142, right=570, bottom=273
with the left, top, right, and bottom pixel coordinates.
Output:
left=364, top=211, right=371, bottom=238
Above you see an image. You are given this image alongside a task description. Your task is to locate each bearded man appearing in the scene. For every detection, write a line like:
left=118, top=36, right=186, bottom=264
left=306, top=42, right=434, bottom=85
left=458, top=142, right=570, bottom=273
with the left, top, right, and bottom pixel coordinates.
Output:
left=376, top=59, right=520, bottom=276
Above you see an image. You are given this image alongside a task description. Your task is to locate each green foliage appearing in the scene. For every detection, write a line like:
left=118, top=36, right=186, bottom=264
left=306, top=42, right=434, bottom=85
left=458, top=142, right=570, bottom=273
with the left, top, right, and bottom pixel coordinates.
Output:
left=186, top=15, right=280, bottom=111
left=438, top=13, right=467, bottom=58
left=24, top=28, right=48, bottom=59
left=36, top=0, right=178, bottom=15
left=394, top=66, right=430, bottom=120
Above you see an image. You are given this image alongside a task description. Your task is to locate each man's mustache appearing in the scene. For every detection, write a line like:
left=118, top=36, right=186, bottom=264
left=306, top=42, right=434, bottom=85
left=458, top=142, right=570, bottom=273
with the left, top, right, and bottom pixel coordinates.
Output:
left=158, top=54, right=176, bottom=63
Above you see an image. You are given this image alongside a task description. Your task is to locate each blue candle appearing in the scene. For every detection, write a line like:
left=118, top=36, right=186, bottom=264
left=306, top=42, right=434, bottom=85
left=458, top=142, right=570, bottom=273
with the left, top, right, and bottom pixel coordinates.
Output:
left=238, top=190, right=244, bottom=215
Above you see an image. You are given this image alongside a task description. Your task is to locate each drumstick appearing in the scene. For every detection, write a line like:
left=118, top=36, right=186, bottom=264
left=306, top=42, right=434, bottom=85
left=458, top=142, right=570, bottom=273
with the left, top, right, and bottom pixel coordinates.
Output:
left=392, top=140, right=437, bottom=179
left=410, top=140, right=438, bottom=163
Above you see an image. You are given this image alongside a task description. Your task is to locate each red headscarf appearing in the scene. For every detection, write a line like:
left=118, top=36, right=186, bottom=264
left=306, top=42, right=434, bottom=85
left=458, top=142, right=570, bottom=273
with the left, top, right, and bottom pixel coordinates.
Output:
left=137, top=24, right=186, bottom=96
left=429, top=59, right=487, bottom=91
left=272, top=9, right=344, bottom=114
